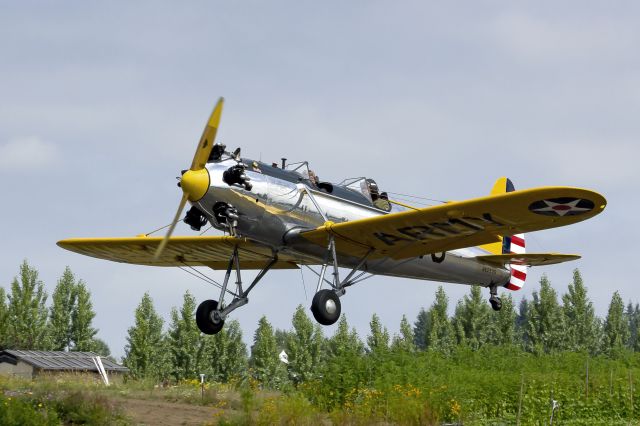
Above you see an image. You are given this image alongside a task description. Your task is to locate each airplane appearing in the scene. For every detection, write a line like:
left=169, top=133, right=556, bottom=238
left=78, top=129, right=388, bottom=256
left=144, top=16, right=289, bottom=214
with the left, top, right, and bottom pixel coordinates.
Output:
left=58, top=98, right=607, bottom=334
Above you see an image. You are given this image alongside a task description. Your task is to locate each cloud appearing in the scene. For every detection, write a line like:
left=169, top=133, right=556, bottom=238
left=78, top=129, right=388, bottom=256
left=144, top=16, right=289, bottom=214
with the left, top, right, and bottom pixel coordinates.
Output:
left=0, top=137, right=60, bottom=171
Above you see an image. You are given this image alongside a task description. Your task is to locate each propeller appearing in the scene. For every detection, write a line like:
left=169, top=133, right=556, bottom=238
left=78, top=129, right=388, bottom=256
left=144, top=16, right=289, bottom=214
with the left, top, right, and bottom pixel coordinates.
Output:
left=154, top=97, right=224, bottom=260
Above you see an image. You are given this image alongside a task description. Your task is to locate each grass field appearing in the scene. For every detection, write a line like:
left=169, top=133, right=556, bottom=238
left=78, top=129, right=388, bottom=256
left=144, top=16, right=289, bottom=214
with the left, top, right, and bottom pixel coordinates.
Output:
left=1, top=348, right=639, bottom=425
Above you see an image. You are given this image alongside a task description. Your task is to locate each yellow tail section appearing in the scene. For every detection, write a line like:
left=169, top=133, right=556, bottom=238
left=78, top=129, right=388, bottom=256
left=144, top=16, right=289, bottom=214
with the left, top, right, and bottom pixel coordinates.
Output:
left=479, top=177, right=513, bottom=254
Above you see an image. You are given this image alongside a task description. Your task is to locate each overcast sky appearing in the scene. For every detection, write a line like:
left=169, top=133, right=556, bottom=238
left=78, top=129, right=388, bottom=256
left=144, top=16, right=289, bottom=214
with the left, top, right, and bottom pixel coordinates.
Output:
left=1, top=1, right=638, bottom=358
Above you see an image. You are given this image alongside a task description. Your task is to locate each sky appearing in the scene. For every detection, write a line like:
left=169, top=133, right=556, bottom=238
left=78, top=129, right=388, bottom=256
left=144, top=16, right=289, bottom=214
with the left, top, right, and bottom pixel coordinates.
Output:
left=1, top=1, right=639, bottom=359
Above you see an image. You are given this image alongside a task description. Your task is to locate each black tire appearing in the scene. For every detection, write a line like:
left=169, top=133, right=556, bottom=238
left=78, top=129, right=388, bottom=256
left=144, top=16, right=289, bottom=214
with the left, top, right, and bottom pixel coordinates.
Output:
left=311, top=289, right=341, bottom=326
left=431, top=252, right=446, bottom=263
left=196, top=299, right=225, bottom=334
left=490, top=296, right=502, bottom=312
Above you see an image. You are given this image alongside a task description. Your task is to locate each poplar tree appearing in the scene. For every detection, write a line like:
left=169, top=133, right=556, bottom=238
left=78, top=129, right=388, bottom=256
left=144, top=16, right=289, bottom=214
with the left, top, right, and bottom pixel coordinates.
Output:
left=92, top=338, right=111, bottom=357
left=487, top=293, right=517, bottom=346
left=413, top=308, right=430, bottom=350
left=123, top=292, right=168, bottom=380
left=167, top=291, right=202, bottom=381
left=286, top=305, right=324, bottom=383
left=328, top=314, right=364, bottom=356
left=516, top=298, right=530, bottom=348
left=626, top=302, right=640, bottom=352
left=0, top=288, right=8, bottom=349
left=366, top=313, right=390, bottom=355
left=201, top=319, right=248, bottom=382
left=452, top=286, right=490, bottom=350
left=6, top=261, right=50, bottom=349
left=392, top=315, right=416, bottom=353
left=49, top=267, right=77, bottom=351
left=602, top=291, right=629, bottom=355
left=562, top=269, right=600, bottom=353
left=70, top=281, right=98, bottom=351
left=426, top=286, right=455, bottom=354
left=525, top=275, right=565, bottom=353
left=250, top=316, right=287, bottom=388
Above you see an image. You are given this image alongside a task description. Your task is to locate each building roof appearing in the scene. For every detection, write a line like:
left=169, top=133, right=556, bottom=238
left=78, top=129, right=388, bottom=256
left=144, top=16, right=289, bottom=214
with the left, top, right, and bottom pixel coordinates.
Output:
left=0, top=350, right=128, bottom=373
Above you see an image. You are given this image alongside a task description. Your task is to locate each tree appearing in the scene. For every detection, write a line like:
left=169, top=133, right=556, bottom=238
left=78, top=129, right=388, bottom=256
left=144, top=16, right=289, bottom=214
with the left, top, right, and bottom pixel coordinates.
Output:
left=602, top=291, right=630, bottom=355
left=201, top=319, right=248, bottom=382
left=70, top=281, right=98, bottom=351
left=286, top=305, right=325, bottom=383
left=49, top=267, right=77, bottom=351
left=516, top=298, right=529, bottom=348
left=123, top=292, right=168, bottom=380
left=452, top=286, right=490, bottom=350
left=366, top=313, right=390, bottom=355
left=413, top=308, right=430, bottom=350
left=425, top=286, right=455, bottom=354
left=0, top=287, right=8, bottom=349
left=525, top=275, right=565, bottom=353
left=487, top=293, right=517, bottom=346
left=250, top=316, right=287, bottom=388
left=626, top=302, right=640, bottom=352
left=92, top=338, right=111, bottom=357
left=562, top=269, right=600, bottom=354
left=392, top=315, right=416, bottom=353
left=167, top=291, right=202, bottom=381
left=328, top=314, right=364, bottom=356
left=6, top=261, right=50, bottom=349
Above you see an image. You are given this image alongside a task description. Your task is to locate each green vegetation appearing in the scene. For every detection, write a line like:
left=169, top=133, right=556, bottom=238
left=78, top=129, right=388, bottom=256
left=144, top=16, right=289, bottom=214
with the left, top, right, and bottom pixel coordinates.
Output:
left=0, top=261, right=106, bottom=354
left=2, top=261, right=640, bottom=423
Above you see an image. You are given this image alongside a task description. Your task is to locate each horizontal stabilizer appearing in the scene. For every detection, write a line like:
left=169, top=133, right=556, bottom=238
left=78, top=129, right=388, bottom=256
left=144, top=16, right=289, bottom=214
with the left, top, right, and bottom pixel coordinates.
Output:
left=476, top=253, right=580, bottom=267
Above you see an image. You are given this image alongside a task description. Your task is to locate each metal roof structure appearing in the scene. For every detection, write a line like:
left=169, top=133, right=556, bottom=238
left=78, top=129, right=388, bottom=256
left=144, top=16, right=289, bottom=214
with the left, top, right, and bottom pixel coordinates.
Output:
left=0, top=350, right=128, bottom=372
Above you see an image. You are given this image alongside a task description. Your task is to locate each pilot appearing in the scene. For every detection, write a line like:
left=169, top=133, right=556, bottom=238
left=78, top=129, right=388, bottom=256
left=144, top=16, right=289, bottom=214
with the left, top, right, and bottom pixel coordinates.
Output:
left=368, top=180, right=392, bottom=211
left=308, top=169, right=320, bottom=186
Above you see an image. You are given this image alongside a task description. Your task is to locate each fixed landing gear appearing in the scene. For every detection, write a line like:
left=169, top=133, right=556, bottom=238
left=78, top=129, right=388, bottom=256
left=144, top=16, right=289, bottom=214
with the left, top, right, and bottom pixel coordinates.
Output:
left=195, top=247, right=277, bottom=335
left=196, top=299, right=225, bottom=335
left=488, top=284, right=502, bottom=311
left=311, top=289, right=341, bottom=325
left=305, top=226, right=373, bottom=326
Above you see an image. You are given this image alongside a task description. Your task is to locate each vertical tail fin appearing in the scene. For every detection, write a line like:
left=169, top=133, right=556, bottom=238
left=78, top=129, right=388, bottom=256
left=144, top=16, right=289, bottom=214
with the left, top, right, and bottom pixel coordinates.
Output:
left=480, top=177, right=527, bottom=291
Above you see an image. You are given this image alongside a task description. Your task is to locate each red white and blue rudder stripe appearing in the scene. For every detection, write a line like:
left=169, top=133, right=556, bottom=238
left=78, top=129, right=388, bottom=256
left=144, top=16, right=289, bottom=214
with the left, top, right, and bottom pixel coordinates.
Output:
left=503, top=234, right=527, bottom=291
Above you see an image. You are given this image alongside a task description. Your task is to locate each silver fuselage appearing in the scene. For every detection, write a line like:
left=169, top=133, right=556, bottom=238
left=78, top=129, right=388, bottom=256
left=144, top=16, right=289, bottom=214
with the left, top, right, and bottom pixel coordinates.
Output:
left=193, top=159, right=510, bottom=288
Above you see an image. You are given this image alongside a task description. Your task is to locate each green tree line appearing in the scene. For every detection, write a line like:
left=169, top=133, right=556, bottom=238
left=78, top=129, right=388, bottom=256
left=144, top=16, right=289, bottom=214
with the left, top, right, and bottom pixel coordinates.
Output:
left=3, top=262, right=639, bottom=386
left=0, top=261, right=108, bottom=355
left=121, top=268, right=640, bottom=387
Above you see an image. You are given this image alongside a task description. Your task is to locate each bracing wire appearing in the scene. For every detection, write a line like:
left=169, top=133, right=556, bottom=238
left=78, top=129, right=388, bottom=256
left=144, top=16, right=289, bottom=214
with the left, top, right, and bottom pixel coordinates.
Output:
left=386, top=191, right=447, bottom=204
left=145, top=222, right=174, bottom=236
left=299, top=262, right=308, bottom=301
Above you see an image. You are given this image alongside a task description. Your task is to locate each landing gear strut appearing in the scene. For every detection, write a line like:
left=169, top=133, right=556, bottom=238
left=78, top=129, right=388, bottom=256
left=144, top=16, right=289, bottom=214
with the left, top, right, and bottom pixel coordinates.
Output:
left=307, top=232, right=373, bottom=326
left=488, top=284, right=502, bottom=311
left=196, top=247, right=277, bottom=334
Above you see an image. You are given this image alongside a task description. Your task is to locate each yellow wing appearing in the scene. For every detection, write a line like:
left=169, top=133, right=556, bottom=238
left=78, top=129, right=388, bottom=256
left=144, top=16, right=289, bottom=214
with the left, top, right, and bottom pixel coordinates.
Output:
left=57, top=235, right=301, bottom=269
left=300, top=186, right=606, bottom=260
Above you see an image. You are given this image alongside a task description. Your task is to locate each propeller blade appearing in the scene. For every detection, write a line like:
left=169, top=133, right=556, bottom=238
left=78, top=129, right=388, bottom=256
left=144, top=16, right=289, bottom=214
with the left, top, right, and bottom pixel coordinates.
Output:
left=154, top=193, right=189, bottom=260
left=190, top=97, right=224, bottom=171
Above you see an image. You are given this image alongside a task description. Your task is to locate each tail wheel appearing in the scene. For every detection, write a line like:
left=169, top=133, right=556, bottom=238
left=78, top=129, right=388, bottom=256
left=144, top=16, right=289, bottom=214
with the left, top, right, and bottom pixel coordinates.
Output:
left=489, top=296, right=502, bottom=311
left=196, top=299, right=225, bottom=334
left=311, top=289, right=341, bottom=326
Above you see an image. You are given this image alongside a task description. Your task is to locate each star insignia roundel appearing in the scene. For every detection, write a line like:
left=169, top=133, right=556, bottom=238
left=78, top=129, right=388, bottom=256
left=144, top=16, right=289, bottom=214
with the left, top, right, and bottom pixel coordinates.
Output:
left=528, top=198, right=595, bottom=217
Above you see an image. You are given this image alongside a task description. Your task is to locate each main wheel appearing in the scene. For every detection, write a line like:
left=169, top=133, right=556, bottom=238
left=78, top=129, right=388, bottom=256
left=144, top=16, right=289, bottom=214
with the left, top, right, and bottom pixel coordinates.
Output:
left=311, top=289, right=341, bottom=325
left=196, top=299, right=225, bottom=334
left=489, top=296, right=502, bottom=311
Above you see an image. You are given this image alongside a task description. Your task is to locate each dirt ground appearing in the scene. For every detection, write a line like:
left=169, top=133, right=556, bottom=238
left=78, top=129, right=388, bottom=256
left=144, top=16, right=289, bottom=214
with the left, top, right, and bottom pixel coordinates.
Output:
left=116, top=397, right=226, bottom=426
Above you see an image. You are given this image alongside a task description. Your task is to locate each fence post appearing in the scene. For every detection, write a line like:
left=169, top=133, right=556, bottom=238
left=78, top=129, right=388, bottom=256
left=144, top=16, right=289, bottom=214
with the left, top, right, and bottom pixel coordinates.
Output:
left=585, top=357, right=589, bottom=400
left=516, top=374, right=524, bottom=426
